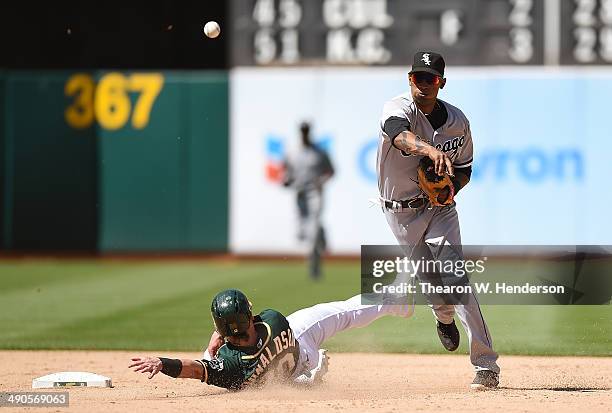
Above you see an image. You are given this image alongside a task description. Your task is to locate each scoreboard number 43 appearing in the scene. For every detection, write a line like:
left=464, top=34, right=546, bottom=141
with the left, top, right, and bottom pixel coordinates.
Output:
left=65, top=72, right=164, bottom=130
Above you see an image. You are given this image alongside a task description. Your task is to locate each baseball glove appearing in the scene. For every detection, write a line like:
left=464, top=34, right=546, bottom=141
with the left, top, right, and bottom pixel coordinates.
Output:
left=417, top=157, right=455, bottom=207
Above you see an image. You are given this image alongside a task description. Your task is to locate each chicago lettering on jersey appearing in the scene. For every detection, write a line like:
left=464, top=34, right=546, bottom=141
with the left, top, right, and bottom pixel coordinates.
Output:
left=435, top=135, right=465, bottom=153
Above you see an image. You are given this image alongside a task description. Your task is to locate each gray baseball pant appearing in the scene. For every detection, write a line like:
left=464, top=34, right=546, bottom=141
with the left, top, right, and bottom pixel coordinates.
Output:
left=297, top=188, right=326, bottom=279
left=384, top=204, right=500, bottom=373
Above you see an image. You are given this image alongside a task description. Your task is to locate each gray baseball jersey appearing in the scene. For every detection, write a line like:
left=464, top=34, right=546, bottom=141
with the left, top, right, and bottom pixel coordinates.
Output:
left=284, top=146, right=334, bottom=192
left=377, top=92, right=473, bottom=201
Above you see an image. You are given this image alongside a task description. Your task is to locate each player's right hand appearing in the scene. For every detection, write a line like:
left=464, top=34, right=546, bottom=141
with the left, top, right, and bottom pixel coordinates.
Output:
left=129, top=357, right=163, bottom=379
left=426, top=148, right=454, bottom=176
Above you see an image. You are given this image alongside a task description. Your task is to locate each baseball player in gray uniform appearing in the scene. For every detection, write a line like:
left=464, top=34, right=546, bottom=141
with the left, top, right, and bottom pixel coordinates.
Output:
left=283, top=122, right=335, bottom=279
left=376, top=51, right=500, bottom=389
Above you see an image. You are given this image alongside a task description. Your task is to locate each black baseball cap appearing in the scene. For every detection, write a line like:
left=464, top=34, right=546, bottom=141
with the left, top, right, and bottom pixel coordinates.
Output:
left=409, top=51, right=445, bottom=77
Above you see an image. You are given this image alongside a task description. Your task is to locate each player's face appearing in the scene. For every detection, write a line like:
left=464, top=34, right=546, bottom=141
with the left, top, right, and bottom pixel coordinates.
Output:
left=225, top=317, right=256, bottom=347
left=409, top=72, right=445, bottom=105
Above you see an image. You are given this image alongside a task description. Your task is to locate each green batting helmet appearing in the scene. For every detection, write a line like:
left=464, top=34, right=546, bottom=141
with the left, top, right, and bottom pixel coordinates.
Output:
left=211, top=289, right=252, bottom=337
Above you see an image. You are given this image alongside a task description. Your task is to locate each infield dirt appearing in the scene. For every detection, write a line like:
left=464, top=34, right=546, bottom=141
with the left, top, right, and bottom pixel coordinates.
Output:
left=1, top=351, right=610, bottom=412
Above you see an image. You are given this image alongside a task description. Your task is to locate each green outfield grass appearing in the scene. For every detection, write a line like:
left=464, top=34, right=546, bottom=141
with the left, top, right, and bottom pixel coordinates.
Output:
left=0, top=260, right=609, bottom=356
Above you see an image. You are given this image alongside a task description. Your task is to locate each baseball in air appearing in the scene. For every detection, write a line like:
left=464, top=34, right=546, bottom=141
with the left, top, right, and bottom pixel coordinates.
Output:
left=204, top=21, right=221, bottom=38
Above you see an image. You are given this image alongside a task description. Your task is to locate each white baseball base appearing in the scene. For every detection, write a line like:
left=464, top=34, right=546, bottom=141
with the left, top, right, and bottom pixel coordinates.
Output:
left=32, top=372, right=112, bottom=389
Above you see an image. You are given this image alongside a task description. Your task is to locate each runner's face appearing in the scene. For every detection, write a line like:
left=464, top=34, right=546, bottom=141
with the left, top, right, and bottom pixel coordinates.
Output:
left=225, top=318, right=255, bottom=346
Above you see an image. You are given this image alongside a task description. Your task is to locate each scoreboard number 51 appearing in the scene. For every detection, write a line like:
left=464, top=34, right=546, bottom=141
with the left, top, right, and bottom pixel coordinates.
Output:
left=65, top=72, right=164, bottom=130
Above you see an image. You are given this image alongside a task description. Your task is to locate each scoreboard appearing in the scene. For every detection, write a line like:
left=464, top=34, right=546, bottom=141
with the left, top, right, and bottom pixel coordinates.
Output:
left=230, top=0, right=612, bottom=66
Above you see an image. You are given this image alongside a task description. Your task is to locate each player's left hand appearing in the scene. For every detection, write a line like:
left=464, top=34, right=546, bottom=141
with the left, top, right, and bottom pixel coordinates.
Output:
left=437, top=185, right=453, bottom=204
left=417, top=157, right=455, bottom=207
left=206, top=331, right=225, bottom=358
left=129, top=357, right=163, bottom=379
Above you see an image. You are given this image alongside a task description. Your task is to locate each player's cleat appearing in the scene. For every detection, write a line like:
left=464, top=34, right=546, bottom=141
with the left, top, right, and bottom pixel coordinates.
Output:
left=313, top=349, right=329, bottom=382
left=470, top=370, right=499, bottom=390
left=293, top=349, right=329, bottom=386
left=436, top=320, right=460, bottom=351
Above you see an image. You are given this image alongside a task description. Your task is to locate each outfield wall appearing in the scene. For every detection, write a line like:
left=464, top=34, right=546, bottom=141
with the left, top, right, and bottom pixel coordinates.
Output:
left=230, top=67, right=612, bottom=254
left=1, top=68, right=611, bottom=253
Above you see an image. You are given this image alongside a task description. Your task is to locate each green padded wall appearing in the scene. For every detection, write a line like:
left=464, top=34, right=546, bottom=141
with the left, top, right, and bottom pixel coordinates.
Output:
left=98, top=72, right=228, bottom=251
left=3, top=72, right=98, bottom=250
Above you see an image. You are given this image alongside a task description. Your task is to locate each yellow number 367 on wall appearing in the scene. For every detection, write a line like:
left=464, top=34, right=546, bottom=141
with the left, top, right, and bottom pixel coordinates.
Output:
left=65, top=72, right=164, bottom=130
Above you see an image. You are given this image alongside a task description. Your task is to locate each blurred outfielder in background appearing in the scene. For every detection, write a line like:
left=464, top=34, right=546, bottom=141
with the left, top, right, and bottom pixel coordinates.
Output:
left=282, top=121, right=335, bottom=279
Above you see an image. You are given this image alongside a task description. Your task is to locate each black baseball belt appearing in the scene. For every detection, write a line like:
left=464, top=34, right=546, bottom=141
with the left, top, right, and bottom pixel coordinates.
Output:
left=383, top=197, right=428, bottom=210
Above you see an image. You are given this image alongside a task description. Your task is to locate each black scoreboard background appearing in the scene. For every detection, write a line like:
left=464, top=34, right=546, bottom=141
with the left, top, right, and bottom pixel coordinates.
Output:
left=0, top=2, right=227, bottom=69
left=230, top=0, right=612, bottom=66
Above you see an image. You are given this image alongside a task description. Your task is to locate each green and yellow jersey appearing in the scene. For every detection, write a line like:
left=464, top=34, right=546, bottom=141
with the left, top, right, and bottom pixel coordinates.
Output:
left=201, top=309, right=300, bottom=390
